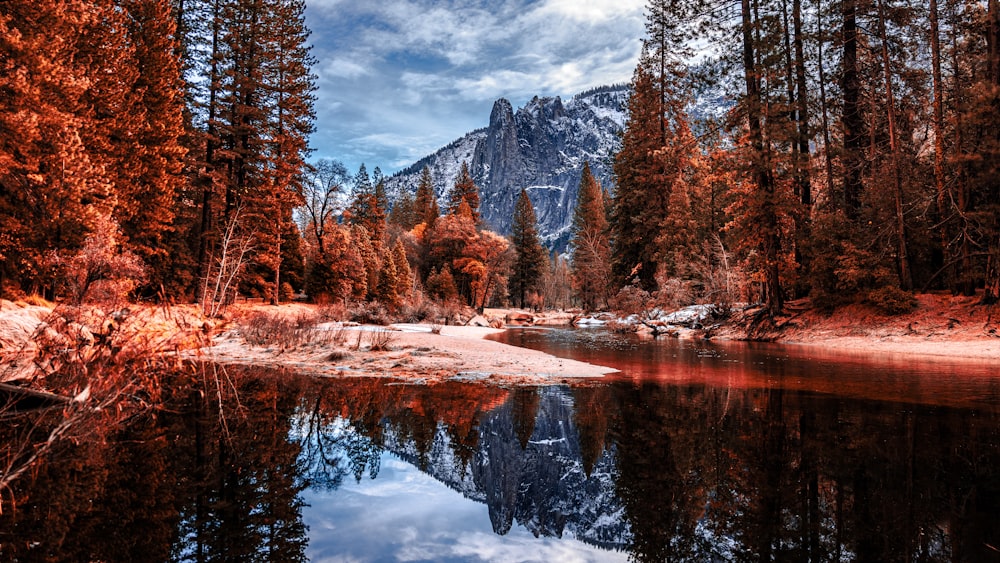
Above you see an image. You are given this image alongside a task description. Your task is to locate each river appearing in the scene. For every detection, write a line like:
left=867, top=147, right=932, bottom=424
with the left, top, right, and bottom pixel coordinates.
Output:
left=1, top=328, right=998, bottom=561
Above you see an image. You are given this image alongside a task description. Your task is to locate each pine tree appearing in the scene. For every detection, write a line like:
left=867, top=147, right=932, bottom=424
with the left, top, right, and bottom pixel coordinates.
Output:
left=509, top=189, right=547, bottom=308
left=1, top=0, right=142, bottom=297
left=374, top=247, right=399, bottom=308
left=414, top=166, right=435, bottom=221
left=259, top=0, right=316, bottom=303
left=425, top=267, right=458, bottom=302
left=611, top=65, right=667, bottom=290
left=735, top=0, right=785, bottom=316
left=571, top=163, right=612, bottom=311
left=352, top=225, right=380, bottom=301
left=392, top=238, right=412, bottom=300
left=611, top=52, right=697, bottom=291
left=349, top=163, right=387, bottom=245
left=388, top=191, right=417, bottom=229
left=305, top=225, right=364, bottom=303
left=446, top=162, right=480, bottom=222
left=115, top=0, right=188, bottom=297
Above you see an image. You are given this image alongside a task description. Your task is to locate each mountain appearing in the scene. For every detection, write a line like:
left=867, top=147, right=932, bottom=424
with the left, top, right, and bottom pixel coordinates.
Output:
left=385, top=386, right=631, bottom=550
left=385, top=84, right=629, bottom=250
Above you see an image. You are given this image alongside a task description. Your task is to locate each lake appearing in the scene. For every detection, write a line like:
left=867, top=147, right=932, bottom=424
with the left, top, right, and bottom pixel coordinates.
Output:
left=2, top=328, right=999, bottom=562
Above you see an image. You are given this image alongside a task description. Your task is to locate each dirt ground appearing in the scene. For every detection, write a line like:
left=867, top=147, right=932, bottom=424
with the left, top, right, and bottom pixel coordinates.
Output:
left=751, top=292, right=1000, bottom=361
left=3, top=294, right=999, bottom=389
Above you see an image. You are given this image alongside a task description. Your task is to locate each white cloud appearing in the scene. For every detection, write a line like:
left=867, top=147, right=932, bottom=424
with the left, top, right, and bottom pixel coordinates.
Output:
left=533, top=0, right=647, bottom=22
left=304, top=0, right=647, bottom=174
left=318, top=57, right=371, bottom=79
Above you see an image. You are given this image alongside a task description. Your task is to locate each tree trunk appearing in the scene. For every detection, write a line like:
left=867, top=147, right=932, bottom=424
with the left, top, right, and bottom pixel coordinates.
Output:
left=983, top=0, right=1000, bottom=303
left=876, top=0, right=913, bottom=291
left=195, top=0, right=223, bottom=302
left=793, top=0, right=811, bottom=207
left=929, top=0, right=949, bottom=289
left=742, top=0, right=783, bottom=316
left=841, top=0, right=864, bottom=219
left=816, top=0, right=835, bottom=199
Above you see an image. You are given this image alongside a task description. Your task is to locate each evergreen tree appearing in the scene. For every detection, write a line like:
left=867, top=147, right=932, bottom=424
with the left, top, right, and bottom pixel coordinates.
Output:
left=509, top=189, right=547, bottom=308
left=425, top=266, right=458, bottom=302
left=374, top=247, right=398, bottom=307
left=733, top=0, right=786, bottom=316
left=446, top=162, right=480, bottom=222
left=305, top=225, right=364, bottom=303
left=611, top=55, right=697, bottom=291
left=388, top=191, right=417, bottom=230
left=349, top=163, right=386, bottom=244
left=352, top=225, right=380, bottom=301
left=392, top=238, right=412, bottom=300
left=259, top=0, right=316, bottom=303
left=115, top=0, right=188, bottom=297
left=414, top=166, right=436, bottom=226
left=571, top=163, right=612, bottom=311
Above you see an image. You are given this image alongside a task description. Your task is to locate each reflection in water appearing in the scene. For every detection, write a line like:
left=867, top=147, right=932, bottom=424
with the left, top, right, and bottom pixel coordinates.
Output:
left=1, top=332, right=1000, bottom=561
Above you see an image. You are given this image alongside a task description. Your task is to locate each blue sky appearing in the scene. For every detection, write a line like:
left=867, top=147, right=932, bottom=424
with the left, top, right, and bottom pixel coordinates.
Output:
left=304, top=0, right=647, bottom=175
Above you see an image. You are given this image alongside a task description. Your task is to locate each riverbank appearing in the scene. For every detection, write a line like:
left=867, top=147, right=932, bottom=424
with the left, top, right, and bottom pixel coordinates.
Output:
left=3, top=293, right=998, bottom=391
left=197, top=319, right=616, bottom=385
left=719, top=292, right=1000, bottom=361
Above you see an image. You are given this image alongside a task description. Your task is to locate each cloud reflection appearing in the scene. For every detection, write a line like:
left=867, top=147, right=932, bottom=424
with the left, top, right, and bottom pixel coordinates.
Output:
left=303, top=454, right=627, bottom=562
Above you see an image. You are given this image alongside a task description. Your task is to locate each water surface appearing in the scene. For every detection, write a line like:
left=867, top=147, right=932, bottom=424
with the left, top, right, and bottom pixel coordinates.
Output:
left=1, top=329, right=998, bottom=562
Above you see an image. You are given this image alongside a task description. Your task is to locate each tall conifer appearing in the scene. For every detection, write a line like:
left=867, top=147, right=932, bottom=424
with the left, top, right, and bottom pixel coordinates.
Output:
left=571, top=163, right=611, bottom=311
left=509, top=189, right=547, bottom=308
left=447, top=162, right=480, bottom=222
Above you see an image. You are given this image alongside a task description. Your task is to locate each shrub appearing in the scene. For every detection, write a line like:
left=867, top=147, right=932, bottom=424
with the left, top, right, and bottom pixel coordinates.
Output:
left=241, top=310, right=320, bottom=349
left=43, top=213, right=146, bottom=305
left=865, top=286, right=917, bottom=315
left=609, top=284, right=654, bottom=318
left=348, top=302, right=392, bottom=326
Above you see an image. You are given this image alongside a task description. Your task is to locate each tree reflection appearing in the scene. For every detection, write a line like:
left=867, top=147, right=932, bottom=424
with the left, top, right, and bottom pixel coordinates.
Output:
left=169, top=369, right=310, bottom=562
left=3, top=365, right=1000, bottom=562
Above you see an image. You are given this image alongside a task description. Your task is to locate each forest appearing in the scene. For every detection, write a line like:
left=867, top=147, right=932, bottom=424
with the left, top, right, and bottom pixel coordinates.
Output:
left=2, top=0, right=1000, bottom=324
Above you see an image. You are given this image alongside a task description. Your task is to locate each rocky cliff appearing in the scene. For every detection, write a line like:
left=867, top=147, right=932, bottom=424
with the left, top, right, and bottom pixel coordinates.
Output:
left=386, top=386, right=630, bottom=550
left=385, top=85, right=629, bottom=250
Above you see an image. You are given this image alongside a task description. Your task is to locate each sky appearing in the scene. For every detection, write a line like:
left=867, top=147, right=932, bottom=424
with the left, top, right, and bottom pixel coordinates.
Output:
left=303, top=0, right=648, bottom=175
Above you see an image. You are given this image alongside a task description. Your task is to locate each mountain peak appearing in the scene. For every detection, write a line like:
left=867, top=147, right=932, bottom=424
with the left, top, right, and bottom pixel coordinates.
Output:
left=387, top=84, right=628, bottom=250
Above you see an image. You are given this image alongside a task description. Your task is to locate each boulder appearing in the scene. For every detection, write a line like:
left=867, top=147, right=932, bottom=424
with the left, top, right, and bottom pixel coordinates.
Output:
left=467, top=315, right=491, bottom=328
left=505, top=312, right=534, bottom=326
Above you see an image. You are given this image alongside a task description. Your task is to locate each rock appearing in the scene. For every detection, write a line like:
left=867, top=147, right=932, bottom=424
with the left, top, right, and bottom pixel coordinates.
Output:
left=467, top=315, right=491, bottom=327
left=573, top=316, right=606, bottom=327
left=505, top=312, right=534, bottom=326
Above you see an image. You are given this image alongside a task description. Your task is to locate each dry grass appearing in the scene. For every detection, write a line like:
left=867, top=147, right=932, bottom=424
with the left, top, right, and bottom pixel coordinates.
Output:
left=237, top=309, right=354, bottom=352
left=367, top=328, right=395, bottom=351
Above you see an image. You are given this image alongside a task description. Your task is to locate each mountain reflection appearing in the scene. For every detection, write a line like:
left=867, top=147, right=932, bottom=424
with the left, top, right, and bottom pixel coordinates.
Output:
left=2, top=359, right=1000, bottom=562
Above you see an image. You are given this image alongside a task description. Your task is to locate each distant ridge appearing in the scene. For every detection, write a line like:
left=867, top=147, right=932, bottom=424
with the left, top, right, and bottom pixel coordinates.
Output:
left=385, top=84, right=629, bottom=251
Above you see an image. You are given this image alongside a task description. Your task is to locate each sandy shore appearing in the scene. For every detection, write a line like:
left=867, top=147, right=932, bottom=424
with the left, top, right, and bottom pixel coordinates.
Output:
left=750, top=293, right=1000, bottom=362
left=196, top=322, right=617, bottom=385
left=771, top=334, right=1000, bottom=361
left=4, top=296, right=998, bottom=389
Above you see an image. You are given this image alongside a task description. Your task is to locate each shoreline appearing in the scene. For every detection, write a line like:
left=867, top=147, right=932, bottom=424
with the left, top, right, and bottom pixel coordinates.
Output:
left=195, top=321, right=618, bottom=385
left=3, top=296, right=998, bottom=390
left=766, top=334, right=1000, bottom=362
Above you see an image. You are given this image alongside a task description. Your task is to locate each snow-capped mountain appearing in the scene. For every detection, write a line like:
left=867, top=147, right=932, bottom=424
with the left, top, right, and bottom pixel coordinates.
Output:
left=385, top=84, right=629, bottom=250
left=385, top=386, right=630, bottom=550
